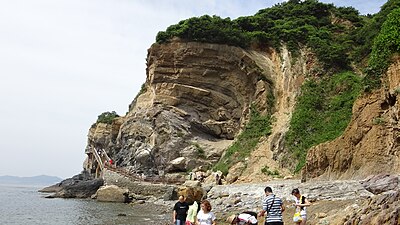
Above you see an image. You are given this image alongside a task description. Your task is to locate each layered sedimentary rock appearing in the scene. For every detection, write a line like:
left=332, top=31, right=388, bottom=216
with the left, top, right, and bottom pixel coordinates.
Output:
left=86, top=40, right=279, bottom=175
left=84, top=39, right=400, bottom=182
left=304, top=57, right=400, bottom=180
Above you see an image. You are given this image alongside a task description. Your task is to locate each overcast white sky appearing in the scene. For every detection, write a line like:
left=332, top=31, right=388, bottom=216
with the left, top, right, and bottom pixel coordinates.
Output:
left=0, top=0, right=386, bottom=179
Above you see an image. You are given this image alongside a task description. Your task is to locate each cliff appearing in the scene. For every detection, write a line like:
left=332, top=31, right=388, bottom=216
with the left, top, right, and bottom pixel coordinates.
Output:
left=304, top=56, right=400, bottom=180
left=86, top=39, right=302, bottom=176
left=84, top=39, right=400, bottom=185
left=83, top=1, right=400, bottom=182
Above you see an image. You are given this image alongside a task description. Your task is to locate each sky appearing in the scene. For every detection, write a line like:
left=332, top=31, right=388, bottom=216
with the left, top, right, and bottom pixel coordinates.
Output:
left=0, top=0, right=386, bottom=179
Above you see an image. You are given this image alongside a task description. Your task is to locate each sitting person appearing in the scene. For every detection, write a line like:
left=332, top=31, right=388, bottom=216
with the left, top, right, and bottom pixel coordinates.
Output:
left=226, top=211, right=258, bottom=225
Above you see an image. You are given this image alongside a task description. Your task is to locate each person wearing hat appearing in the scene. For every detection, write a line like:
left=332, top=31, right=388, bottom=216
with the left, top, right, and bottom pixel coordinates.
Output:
left=226, top=212, right=258, bottom=225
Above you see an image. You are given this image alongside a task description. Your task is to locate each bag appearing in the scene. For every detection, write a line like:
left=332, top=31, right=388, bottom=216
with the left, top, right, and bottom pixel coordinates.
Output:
left=293, top=212, right=302, bottom=222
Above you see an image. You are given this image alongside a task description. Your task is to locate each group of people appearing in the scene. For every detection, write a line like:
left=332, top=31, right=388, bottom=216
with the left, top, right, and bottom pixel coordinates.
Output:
left=173, top=196, right=216, bottom=225
left=173, top=187, right=311, bottom=225
left=256, top=187, right=310, bottom=225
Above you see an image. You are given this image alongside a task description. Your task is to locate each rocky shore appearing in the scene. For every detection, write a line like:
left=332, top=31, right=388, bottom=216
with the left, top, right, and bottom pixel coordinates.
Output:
left=40, top=172, right=400, bottom=225
left=154, top=174, right=400, bottom=225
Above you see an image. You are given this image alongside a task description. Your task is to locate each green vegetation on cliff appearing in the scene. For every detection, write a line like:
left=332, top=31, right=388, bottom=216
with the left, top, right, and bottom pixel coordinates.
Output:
left=96, top=111, right=119, bottom=124
left=364, top=7, right=400, bottom=89
left=154, top=0, right=400, bottom=173
left=214, top=106, right=272, bottom=175
left=157, top=0, right=362, bottom=70
left=285, top=72, right=362, bottom=172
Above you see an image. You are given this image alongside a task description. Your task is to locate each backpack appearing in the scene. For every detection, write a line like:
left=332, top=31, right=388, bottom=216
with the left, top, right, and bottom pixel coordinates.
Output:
left=300, top=196, right=306, bottom=210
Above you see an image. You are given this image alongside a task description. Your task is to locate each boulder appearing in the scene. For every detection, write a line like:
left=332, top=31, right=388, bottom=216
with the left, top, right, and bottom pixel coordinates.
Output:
left=168, top=157, right=187, bottom=172
left=40, top=171, right=103, bottom=198
left=178, top=186, right=204, bottom=204
left=360, top=174, right=399, bottom=194
left=163, top=186, right=178, bottom=201
left=96, top=185, right=129, bottom=203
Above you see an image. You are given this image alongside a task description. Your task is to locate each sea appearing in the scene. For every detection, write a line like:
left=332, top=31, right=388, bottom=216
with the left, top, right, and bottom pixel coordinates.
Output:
left=0, top=184, right=171, bottom=225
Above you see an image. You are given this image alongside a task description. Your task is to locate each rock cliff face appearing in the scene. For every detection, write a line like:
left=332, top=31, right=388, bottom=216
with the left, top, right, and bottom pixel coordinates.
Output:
left=84, top=40, right=400, bottom=182
left=304, top=57, right=400, bottom=180
left=86, top=40, right=288, bottom=175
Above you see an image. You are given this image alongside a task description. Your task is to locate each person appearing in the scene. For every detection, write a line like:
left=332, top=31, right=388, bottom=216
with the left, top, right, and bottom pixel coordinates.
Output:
left=185, top=201, right=198, bottom=225
left=215, top=174, right=220, bottom=185
left=291, top=188, right=311, bottom=225
left=196, top=199, right=216, bottom=225
left=173, top=195, right=189, bottom=225
left=258, top=186, right=285, bottom=225
left=226, top=211, right=258, bottom=225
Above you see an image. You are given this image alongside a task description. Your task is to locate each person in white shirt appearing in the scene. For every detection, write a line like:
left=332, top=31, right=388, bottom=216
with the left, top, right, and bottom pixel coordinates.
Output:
left=196, top=200, right=216, bottom=225
left=291, top=188, right=311, bottom=225
left=226, top=212, right=258, bottom=225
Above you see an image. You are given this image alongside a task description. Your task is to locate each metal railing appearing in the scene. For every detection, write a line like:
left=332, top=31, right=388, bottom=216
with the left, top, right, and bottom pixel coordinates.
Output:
left=89, top=147, right=185, bottom=184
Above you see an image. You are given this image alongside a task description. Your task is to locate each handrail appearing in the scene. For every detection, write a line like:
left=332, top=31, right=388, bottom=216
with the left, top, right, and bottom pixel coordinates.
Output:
left=92, top=147, right=104, bottom=170
left=101, top=148, right=111, bottom=163
left=90, top=147, right=185, bottom=184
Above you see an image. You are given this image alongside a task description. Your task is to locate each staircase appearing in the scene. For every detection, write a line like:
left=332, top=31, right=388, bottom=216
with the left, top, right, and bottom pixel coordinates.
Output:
left=86, top=147, right=184, bottom=184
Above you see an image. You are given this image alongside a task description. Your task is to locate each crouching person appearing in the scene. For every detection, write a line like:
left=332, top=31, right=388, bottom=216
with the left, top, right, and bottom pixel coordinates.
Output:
left=226, top=211, right=258, bottom=225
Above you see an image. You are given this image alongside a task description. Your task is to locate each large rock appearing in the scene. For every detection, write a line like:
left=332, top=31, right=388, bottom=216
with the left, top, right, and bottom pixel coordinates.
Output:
left=166, top=157, right=187, bottom=172
left=40, top=171, right=104, bottom=198
left=360, top=174, right=399, bottom=194
left=95, top=185, right=129, bottom=203
left=344, top=189, right=400, bottom=225
left=178, top=185, right=204, bottom=204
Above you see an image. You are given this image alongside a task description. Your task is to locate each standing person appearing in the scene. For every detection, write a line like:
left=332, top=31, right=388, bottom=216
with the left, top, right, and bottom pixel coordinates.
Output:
left=186, top=201, right=198, bottom=225
left=226, top=211, right=258, bottom=224
left=258, top=186, right=285, bottom=225
left=196, top=199, right=216, bottom=225
left=173, top=195, right=189, bottom=225
left=215, top=174, right=220, bottom=185
left=291, top=188, right=311, bottom=225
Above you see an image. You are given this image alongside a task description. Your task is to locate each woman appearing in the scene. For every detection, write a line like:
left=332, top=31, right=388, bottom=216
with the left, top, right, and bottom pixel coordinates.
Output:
left=186, top=201, right=198, bottom=225
left=196, top=200, right=216, bottom=225
left=291, top=188, right=311, bottom=225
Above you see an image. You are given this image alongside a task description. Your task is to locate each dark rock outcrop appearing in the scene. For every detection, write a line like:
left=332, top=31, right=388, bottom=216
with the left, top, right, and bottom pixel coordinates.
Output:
left=40, top=171, right=103, bottom=198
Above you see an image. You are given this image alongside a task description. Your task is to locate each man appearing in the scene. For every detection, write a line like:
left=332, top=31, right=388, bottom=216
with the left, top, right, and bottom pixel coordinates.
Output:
left=173, top=195, right=189, bottom=225
left=226, top=212, right=258, bottom=224
left=258, top=186, right=285, bottom=225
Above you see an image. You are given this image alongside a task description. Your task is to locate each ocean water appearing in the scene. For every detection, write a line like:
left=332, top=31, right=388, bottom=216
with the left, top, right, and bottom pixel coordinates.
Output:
left=0, top=184, right=170, bottom=225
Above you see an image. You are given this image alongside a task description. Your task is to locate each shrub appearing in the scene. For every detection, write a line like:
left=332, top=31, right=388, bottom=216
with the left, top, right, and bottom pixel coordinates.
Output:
left=192, top=142, right=206, bottom=159
left=364, top=7, right=400, bottom=90
left=156, top=0, right=366, bottom=70
left=372, top=117, right=386, bottom=125
left=261, top=166, right=281, bottom=178
left=96, top=111, right=119, bottom=124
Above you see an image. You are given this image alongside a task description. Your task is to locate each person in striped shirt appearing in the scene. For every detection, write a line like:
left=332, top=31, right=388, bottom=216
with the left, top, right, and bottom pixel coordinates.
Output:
left=258, top=186, right=285, bottom=225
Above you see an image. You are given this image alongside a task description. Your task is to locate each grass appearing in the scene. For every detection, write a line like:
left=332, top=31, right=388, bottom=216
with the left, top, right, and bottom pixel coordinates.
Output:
left=192, top=142, right=206, bottom=159
left=285, top=71, right=362, bottom=172
left=261, top=166, right=282, bottom=178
